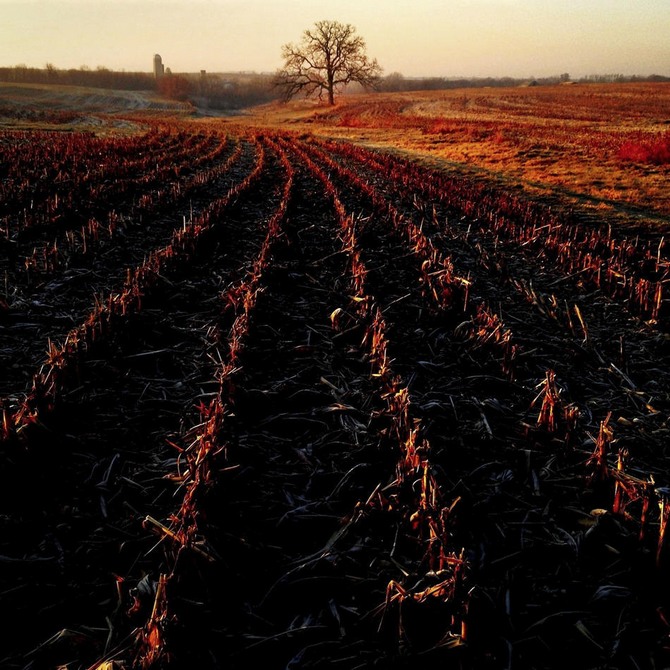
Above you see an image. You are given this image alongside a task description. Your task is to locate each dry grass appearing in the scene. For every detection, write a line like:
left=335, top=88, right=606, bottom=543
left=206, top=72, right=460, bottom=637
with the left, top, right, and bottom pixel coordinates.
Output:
left=2, top=79, right=668, bottom=221
left=236, top=82, right=670, bottom=222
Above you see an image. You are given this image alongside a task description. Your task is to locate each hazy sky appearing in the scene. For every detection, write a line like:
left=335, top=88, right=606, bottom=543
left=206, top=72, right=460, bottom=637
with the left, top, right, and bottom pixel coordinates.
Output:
left=1, top=0, right=669, bottom=78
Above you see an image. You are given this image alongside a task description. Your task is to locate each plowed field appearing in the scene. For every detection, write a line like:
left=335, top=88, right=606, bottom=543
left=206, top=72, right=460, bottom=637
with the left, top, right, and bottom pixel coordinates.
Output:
left=2, top=118, right=670, bottom=669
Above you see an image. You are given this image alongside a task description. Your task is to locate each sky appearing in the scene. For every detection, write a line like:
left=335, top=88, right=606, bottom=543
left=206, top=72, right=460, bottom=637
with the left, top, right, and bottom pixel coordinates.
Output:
left=1, top=0, right=669, bottom=79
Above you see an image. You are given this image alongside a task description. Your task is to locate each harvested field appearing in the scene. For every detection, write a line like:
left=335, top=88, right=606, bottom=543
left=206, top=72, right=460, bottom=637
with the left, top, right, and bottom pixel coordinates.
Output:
left=251, top=82, right=670, bottom=221
left=2, top=103, right=670, bottom=670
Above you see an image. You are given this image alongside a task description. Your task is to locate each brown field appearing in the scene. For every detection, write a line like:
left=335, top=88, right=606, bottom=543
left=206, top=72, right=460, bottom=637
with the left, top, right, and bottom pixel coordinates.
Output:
left=1, top=82, right=670, bottom=669
left=243, top=82, right=670, bottom=221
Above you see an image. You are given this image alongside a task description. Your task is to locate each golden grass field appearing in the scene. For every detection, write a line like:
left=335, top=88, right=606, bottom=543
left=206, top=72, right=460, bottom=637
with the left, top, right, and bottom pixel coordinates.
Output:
left=236, top=82, right=670, bottom=223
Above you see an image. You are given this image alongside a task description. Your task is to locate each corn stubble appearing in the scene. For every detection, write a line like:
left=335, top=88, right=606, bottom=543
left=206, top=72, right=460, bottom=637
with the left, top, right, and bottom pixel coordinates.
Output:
left=0, top=118, right=669, bottom=670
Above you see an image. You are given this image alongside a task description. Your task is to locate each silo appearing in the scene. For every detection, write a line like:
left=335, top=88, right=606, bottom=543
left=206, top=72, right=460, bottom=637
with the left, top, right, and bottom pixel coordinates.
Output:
left=153, top=54, right=164, bottom=78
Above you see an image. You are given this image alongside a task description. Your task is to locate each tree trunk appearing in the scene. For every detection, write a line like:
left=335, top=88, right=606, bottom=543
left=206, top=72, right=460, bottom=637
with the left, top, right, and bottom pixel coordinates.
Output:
left=327, top=69, right=335, bottom=105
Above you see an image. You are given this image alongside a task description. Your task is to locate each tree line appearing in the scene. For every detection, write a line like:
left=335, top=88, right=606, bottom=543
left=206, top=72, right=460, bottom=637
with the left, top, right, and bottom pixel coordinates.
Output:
left=0, top=64, right=155, bottom=90
left=378, top=72, right=670, bottom=92
left=0, top=63, right=279, bottom=108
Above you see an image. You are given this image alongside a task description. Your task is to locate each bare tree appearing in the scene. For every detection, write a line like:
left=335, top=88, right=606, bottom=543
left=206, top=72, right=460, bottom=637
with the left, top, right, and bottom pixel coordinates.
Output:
left=276, top=20, right=382, bottom=105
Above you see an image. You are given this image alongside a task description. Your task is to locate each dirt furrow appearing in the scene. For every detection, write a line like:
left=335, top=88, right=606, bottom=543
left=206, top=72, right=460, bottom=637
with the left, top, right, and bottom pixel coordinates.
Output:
left=298, top=138, right=670, bottom=669
left=138, top=157, right=396, bottom=668
left=1, top=123, right=669, bottom=670
left=307, top=137, right=670, bottom=475
left=0, top=136, right=257, bottom=397
left=0, top=140, right=290, bottom=669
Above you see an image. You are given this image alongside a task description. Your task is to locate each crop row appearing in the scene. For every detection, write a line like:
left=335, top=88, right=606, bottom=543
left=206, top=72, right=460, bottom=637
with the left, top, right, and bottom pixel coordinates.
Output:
left=1, top=124, right=670, bottom=669
left=316, top=138, right=669, bottom=324
left=136, top=131, right=640, bottom=665
left=1, top=133, right=266, bottom=443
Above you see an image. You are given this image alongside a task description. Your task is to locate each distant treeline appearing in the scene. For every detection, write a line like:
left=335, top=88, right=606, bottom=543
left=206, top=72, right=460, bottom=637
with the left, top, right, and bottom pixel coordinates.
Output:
left=0, top=64, right=279, bottom=109
left=1, top=64, right=668, bottom=110
left=0, top=64, right=155, bottom=90
left=192, top=72, right=278, bottom=110
left=378, top=72, right=670, bottom=92
left=156, top=71, right=280, bottom=109
left=175, top=70, right=670, bottom=108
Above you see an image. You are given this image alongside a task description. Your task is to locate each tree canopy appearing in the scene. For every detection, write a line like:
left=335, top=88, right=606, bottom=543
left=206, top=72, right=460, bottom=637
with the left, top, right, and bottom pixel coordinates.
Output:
left=276, top=20, right=382, bottom=105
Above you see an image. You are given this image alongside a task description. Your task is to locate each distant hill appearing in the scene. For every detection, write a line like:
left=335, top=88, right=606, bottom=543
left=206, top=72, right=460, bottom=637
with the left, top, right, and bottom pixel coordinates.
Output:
left=0, top=82, right=193, bottom=114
